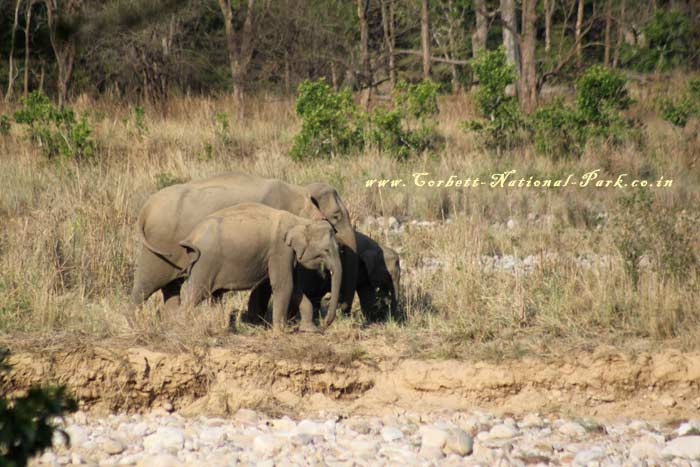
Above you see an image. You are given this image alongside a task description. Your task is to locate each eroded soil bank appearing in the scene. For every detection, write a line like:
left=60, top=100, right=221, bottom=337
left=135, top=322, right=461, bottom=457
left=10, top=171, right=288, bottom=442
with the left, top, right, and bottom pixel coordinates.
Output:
left=4, top=336, right=700, bottom=422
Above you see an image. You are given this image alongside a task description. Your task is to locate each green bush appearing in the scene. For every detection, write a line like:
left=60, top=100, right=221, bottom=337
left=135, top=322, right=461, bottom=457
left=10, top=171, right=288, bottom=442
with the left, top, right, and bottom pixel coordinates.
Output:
left=0, top=115, right=10, bottom=136
left=661, top=79, right=700, bottom=127
left=0, top=350, right=77, bottom=467
left=531, top=67, right=633, bottom=158
left=462, top=47, right=523, bottom=149
left=364, top=80, right=441, bottom=158
left=290, top=79, right=362, bottom=160
left=290, top=78, right=440, bottom=160
left=13, top=91, right=96, bottom=161
left=530, top=99, right=586, bottom=159
left=575, top=65, right=631, bottom=125
left=622, top=10, right=691, bottom=72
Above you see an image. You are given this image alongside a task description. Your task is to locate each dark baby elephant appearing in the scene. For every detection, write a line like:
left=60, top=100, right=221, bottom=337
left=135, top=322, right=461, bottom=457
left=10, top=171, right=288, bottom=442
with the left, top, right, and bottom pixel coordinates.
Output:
left=131, top=172, right=358, bottom=328
left=246, top=231, right=401, bottom=325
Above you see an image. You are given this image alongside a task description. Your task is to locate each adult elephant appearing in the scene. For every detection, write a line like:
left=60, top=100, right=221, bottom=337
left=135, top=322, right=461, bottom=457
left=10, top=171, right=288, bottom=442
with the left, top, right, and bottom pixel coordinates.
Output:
left=131, top=172, right=358, bottom=327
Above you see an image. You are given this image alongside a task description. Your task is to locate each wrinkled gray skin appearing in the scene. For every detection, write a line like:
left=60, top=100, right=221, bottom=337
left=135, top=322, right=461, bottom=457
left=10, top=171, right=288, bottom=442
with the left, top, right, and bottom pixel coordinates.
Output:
left=178, top=203, right=342, bottom=332
left=247, top=231, right=400, bottom=324
left=131, top=172, right=358, bottom=327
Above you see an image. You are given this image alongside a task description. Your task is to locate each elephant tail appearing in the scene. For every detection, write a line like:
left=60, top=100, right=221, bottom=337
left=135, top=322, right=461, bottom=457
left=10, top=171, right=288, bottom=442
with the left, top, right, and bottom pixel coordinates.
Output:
left=137, top=212, right=173, bottom=259
left=178, top=240, right=201, bottom=278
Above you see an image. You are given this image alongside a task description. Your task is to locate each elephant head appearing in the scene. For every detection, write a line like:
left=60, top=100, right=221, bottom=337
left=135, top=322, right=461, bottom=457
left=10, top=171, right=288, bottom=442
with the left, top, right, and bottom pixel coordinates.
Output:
left=285, top=221, right=343, bottom=328
left=304, top=183, right=358, bottom=326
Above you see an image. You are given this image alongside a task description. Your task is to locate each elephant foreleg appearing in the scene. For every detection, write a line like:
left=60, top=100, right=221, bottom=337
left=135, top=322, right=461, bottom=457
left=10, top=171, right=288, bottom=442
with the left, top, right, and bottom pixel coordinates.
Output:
left=298, top=293, right=319, bottom=333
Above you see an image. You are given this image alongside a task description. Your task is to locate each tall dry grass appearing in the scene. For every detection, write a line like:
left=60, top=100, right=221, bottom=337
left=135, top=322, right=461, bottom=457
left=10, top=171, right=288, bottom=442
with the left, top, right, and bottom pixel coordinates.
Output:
left=0, top=81, right=699, bottom=359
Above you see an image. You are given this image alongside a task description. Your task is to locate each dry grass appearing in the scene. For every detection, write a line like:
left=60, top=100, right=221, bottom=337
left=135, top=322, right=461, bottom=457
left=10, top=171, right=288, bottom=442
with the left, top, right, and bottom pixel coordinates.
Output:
left=0, top=80, right=699, bottom=361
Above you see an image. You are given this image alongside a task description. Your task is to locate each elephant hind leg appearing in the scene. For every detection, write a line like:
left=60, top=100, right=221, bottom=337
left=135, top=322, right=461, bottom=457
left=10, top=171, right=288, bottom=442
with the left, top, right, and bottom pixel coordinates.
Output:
left=131, top=247, right=179, bottom=305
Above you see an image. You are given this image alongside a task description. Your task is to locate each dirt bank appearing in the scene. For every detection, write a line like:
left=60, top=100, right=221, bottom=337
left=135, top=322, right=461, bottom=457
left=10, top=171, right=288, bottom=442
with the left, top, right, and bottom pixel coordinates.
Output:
left=4, top=337, right=700, bottom=422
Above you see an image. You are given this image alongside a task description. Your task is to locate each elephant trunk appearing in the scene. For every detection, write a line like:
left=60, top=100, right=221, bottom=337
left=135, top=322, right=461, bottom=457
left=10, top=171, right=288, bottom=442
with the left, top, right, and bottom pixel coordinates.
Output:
left=335, top=226, right=358, bottom=316
left=322, top=255, right=343, bottom=328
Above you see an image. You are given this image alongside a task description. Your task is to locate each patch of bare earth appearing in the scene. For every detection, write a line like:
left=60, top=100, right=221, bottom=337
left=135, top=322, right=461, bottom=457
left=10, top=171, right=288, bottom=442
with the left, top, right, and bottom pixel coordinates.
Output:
left=3, top=336, right=700, bottom=422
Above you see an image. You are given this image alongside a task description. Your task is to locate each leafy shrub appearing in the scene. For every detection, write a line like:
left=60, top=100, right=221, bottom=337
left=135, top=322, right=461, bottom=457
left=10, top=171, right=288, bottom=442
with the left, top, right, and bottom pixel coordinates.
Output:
left=462, top=47, right=523, bottom=149
left=13, top=91, right=96, bottom=160
left=530, top=99, right=586, bottom=158
left=393, top=80, right=440, bottom=122
left=575, top=66, right=631, bottom=125
left=0, top=350, right=77, bottom=466
left=623, top=10, right=691, bottom=72
left=661, top=79, right=700, bottom=127
left=0, top=115, right=10, bottom=136
left=290, top=79, right=362, bottom=160
left=290, top=78, right=440, bottom=159
left=364, top=80, right=441, bottom=158
left=530, top=67, right=633, bottom=158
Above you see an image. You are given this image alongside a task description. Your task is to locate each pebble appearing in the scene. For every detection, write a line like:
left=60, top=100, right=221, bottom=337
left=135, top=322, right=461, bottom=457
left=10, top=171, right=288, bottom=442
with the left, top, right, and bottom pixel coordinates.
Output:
left=559, top=421, right=587, bottom=437
left=444, top=429, right=473, bottom=456
left=662, top=436, right=700, bottom=460
left=33, top=410, right=696, bottom=466
left=381, top=426, right=404, bottom=442
left=486, top=423, right=519, bottom=439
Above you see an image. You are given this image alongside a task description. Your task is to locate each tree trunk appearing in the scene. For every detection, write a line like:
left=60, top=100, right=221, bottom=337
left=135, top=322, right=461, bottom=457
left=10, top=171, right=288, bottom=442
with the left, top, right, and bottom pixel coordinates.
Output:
left=604, top=0, right=612, bottom=66
left=445, top=0, right=460, bottom=93
left=519, top=0, right=537, bottom=113
left=575, top=0, right=584, bottom=67
left=501, top=0, right=520, bottom=78
left=544, top=0, right=553, bottom=52
left=691, top=0, right=698, bottom=27
left=613, top=0, right=625, bottom=67
left=23, top=0, right=33, bottom=98
left=357, top=0, right=370, bottom=107
left=5, top=0, right=21, bottom=102
left=472, top=0, right=488, bottom=56
left=218, top=0, right=255, bottom=117
left=380, top=0, right=396, bottom=88
left=45, top=0, right=80, bottom=107
left=421, top=0, right=431, bottom=79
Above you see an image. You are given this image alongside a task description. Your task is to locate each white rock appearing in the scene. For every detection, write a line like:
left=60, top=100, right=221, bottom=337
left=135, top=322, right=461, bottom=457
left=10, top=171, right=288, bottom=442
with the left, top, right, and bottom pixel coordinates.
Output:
left=143, top=427, right=185, bottom=454
left=663, top=436, right=700, bottom=460
left=574, top=447, right=605, bottom=464
left=559, top=421, right=586, bottom=437
left=39, top=452, right=57, bottom=465
left=296, top=420, right=324, bottom=436
left=419, top=445, right=445, bottom=459
left=349, top=439, right=380, bottom=457
left=659, top=395, right=676, bottom=408
left=199, top=426, right=226, bottom=445
left=102, top=438, right=126, bottom=455
left=678, top=421, right=700, bottom=436
left=136, top=454, right=181, bottom=467
left=253, top=434, right=281, bottom=455
left=520, top=414, right=543, bottom=428
left=630, top=440, right=662, bottom=460
left=381, top=426, right=404, bottom=442
left=66, top=424, right=89, bottom=448
left=506, top=219, right=517, bottom=229
left=421, top=427, right=449, bottom=448
left=118, top=453, right=142, bottom=465
left=71, top=453, right=83, bottom=465
left=271, top=417, right=297, bottom=432
left=487, top=424, right=519, bottom=439
left=445, top=429, right=473, bottom=456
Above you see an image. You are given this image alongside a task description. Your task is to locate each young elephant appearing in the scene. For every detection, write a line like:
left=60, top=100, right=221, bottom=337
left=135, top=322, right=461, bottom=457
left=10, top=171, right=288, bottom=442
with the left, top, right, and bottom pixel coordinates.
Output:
left=178, top=203, right=342, bottom=332
left=247, top=231, right=401, bottom=324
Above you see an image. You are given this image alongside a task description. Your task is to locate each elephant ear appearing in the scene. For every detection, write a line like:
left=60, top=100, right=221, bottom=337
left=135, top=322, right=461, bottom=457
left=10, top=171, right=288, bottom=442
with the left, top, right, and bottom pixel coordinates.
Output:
left=285, top=224, right=308, bottom=262
left=306, top=183, right=341, bottom=223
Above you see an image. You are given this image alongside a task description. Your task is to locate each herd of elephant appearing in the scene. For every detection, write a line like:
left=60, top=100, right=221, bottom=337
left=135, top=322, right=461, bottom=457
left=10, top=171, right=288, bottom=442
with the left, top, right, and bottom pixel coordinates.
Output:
left=130, top=172, right=401, bottom=332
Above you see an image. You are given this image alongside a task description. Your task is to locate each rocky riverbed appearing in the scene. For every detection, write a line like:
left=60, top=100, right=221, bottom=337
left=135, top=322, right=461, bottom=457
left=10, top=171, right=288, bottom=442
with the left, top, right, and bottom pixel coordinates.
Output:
left=33, top=409, right=700, bottom=466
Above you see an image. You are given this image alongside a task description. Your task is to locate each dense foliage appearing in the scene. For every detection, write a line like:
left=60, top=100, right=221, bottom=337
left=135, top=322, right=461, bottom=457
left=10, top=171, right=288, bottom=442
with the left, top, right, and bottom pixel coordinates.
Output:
left=0, top=350, right=77, bottom=467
